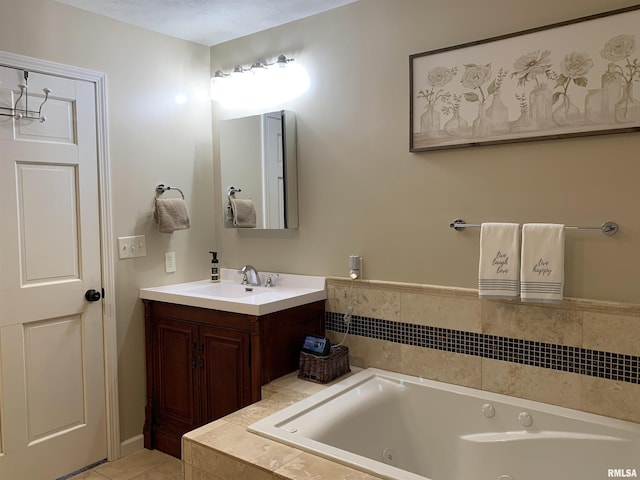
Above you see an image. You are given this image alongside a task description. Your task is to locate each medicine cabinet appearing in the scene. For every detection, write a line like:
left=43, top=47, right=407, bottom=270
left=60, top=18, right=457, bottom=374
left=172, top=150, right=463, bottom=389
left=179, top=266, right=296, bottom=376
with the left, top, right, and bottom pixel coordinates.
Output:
left=219, top=110, right=298, bottom=229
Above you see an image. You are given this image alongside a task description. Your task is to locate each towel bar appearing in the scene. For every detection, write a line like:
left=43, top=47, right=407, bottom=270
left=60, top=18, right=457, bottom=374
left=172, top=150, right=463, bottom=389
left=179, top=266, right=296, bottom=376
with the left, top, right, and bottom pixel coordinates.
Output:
left=156, top=184, right=184, bottom=199
left=449, top=219, right=618, bottom=236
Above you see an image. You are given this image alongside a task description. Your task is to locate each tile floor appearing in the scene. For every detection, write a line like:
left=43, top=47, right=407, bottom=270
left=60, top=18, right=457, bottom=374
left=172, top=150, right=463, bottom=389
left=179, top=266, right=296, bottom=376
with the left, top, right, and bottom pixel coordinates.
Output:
left=69, top=449, right=182, bottom=480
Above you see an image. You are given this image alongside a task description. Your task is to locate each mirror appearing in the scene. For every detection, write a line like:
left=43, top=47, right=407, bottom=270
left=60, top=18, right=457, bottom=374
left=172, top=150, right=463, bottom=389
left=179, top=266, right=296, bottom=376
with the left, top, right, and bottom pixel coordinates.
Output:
left=220, top=110, right=298, bottom=229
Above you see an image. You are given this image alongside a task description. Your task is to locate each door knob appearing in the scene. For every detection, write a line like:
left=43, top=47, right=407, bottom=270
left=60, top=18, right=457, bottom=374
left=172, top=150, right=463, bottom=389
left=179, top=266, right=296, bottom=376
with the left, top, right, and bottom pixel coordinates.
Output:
left=84, top=289, right=102, bottom=302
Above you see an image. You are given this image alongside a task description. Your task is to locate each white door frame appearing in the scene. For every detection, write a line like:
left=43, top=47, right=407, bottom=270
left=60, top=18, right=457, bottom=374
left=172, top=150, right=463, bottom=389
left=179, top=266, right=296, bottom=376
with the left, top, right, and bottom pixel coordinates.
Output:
left=0, top=51, right=120, bottom=461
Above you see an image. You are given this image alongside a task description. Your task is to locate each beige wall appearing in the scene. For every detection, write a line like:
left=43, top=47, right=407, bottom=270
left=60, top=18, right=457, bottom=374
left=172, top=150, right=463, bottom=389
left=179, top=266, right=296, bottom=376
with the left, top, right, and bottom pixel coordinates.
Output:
left=1, top=0, right=639, bottom=450
left=0, top=0, right=213, bottom=442
left=211, top=0, right=640, bottom=305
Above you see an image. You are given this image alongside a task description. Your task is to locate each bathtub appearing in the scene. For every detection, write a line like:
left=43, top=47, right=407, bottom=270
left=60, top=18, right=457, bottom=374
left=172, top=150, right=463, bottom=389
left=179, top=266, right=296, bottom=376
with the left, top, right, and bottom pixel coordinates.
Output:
left=249, top=368, right=640, bottom=480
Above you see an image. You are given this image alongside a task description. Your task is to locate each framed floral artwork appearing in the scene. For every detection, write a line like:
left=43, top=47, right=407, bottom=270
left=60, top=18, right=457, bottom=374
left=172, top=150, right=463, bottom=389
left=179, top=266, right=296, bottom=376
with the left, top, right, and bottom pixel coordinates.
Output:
left=410, top=6, right=640, bottom=152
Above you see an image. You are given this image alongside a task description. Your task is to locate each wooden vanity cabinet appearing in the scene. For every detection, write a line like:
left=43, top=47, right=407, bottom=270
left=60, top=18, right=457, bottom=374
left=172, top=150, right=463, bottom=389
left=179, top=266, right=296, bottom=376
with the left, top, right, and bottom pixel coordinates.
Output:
left=142, top=299, right=325, bottom=458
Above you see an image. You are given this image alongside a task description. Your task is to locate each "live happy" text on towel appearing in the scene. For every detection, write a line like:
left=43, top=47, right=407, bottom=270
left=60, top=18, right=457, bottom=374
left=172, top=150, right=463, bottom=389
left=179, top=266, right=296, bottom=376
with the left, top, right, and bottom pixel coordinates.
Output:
left=533, top=258, right=552, bottom=276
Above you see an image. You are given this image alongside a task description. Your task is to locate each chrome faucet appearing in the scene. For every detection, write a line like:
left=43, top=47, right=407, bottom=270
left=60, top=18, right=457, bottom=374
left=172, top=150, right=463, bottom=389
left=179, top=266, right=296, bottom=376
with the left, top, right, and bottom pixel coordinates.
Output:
left=240, top=265, right=261, bottom=286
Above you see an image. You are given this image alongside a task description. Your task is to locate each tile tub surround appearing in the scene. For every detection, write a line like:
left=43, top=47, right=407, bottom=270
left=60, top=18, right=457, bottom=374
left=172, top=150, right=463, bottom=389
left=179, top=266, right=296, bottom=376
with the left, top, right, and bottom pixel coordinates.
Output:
left=325, top=277, right=640, bottom=424
left=182, top=369, right=384, bottom=480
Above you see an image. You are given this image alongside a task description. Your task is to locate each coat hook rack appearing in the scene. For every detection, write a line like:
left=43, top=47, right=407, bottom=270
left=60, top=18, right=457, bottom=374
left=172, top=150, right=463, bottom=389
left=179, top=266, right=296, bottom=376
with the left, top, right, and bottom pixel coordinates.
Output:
left=0, top=71, right=51, bottom=123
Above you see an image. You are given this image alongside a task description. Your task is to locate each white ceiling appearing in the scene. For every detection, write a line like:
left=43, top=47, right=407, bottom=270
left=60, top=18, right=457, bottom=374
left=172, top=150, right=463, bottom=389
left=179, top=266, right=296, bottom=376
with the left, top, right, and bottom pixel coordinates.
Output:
left=54, top=0, right=358, bottom=46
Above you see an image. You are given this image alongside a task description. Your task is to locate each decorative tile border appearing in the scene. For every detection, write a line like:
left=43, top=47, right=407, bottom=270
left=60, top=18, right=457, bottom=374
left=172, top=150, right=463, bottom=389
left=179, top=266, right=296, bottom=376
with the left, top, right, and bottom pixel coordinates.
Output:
left=326, top=312, right=640, bottom=384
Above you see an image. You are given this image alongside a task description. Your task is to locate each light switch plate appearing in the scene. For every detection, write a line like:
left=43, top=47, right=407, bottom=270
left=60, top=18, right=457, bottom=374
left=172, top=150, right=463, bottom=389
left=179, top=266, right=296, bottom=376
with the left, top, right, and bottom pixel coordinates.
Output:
left=118, top=235, right=147, bottom=259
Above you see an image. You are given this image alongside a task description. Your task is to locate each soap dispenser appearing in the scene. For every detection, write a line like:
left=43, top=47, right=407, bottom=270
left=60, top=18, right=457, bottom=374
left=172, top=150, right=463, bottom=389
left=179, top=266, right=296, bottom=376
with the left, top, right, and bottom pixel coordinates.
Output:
left=209, top=251, right=220, bottom=283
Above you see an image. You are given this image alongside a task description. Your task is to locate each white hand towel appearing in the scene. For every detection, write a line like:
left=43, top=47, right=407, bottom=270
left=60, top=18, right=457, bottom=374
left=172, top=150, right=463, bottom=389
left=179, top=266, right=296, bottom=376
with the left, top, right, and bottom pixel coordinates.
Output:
left=520, top=223, right=565, bottom=303
left=478, top=223, right=521, bottom=300
left=228, top=198, right=257, bottom=228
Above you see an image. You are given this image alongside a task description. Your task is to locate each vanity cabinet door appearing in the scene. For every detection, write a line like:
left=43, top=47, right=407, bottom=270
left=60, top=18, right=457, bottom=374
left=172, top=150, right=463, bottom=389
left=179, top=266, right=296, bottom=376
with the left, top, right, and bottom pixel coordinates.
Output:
left=199, top=325, right=251, bottom=423
left=151, top=317, right=200, bottom=455
left=142, top=299, right=325, bottom=458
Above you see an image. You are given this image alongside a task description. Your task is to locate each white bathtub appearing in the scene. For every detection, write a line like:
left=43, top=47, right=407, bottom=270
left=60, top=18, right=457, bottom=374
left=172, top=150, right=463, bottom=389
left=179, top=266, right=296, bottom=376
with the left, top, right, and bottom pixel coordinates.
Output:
left=249, top=368, right=640, bottom=480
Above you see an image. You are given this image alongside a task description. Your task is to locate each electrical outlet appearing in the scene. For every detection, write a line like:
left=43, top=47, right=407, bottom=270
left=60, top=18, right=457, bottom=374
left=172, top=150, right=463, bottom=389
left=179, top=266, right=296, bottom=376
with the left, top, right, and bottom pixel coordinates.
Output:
left=117, top=235, right=147, bottom=259
left=165, top=252, right=176, bottom=273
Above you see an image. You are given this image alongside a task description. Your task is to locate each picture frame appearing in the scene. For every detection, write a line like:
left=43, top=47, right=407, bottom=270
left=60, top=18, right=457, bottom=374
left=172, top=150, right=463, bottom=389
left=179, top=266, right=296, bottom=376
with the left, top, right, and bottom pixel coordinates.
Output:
left=409, top=6, right=640, bottom=152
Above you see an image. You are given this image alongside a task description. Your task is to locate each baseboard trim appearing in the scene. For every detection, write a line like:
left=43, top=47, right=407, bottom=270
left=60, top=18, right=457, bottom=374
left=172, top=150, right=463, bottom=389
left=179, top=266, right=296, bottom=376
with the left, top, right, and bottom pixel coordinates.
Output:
left=120, top=434, right=144, bottom=458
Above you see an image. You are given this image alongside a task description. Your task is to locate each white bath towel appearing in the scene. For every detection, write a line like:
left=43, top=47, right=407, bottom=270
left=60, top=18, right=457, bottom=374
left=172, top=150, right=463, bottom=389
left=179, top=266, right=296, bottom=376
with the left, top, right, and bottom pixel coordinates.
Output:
left=227, top=198, right=257, bottom=228
left=478, top=223, right=521, bottom=300
left=154, top=198, right=191, bottom=233
left=520, top=223, right=565, bottom=303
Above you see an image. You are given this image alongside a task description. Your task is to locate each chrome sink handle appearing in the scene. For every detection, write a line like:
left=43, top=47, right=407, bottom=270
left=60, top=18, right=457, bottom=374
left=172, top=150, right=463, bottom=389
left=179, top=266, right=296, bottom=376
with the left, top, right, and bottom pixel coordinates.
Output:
left=264, top=273, right=280, bottom=287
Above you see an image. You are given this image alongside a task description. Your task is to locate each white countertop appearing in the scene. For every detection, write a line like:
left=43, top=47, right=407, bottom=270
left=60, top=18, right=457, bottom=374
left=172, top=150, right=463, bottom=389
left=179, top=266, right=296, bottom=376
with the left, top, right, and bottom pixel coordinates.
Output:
left=139, top=269, right=326, bottom=315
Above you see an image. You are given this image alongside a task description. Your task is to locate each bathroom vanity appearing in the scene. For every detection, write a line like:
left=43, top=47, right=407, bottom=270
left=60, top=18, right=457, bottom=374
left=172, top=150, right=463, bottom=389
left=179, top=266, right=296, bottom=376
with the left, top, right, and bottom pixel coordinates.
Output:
left=140, top=272, right=326, bottom=458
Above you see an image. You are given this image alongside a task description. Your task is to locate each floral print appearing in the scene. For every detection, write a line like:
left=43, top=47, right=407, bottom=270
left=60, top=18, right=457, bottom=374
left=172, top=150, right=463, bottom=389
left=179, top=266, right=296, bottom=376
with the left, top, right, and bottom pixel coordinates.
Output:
left=601, top=34, right=636, bottom=62
left=601, top=34, right=639, bottom=84
left=416, top=66, right=456, bottom=108
left=511, top=50, right=552, bottom=86
left=413, top=14, right=640, bottom=147
left=461, top=63, right=492, bottom=90
left=600, top=34, right=640, bottom=122
left=559, top=52, right=594, bottom=81
left=548, top=52, right=593, bottom=112
left=427, top=66, right=456, bottom=88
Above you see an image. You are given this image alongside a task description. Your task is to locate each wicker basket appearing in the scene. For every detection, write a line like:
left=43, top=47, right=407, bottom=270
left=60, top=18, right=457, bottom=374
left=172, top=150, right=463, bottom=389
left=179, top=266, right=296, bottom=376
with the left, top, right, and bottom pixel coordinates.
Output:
left=298, top=345, right=350, bottom=384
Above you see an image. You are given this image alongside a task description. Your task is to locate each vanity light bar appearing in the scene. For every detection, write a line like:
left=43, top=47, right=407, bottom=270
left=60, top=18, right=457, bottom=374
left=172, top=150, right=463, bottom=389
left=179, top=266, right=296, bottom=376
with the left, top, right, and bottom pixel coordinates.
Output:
left=213, top=54, right=294, bottom=79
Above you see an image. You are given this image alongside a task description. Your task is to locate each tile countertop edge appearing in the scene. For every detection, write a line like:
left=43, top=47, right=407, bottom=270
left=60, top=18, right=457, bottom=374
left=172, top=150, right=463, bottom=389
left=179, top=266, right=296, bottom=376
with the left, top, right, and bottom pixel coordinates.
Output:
left=181, top=368, right=382, bottom=480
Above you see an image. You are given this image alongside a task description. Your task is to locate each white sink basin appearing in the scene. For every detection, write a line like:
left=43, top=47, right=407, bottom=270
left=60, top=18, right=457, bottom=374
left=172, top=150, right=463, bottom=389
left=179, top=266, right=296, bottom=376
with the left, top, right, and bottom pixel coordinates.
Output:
left=139, top=269, right=326, bottom=315
left=183, top=283, right=271, bottom=299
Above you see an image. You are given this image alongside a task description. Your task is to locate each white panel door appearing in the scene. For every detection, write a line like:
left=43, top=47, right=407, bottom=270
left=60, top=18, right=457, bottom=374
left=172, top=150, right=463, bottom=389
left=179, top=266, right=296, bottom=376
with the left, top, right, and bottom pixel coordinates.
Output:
left=0, top=66, right=106, bottom=479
